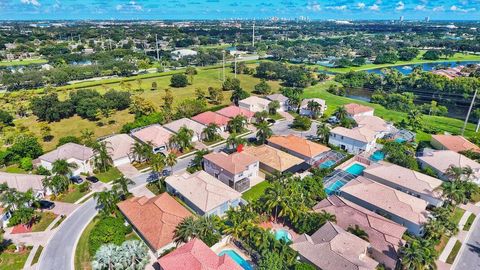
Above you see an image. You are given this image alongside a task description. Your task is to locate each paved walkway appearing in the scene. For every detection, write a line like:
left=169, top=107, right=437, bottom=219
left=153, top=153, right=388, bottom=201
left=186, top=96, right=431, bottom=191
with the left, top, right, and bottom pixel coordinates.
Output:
left=131, top=185, right=156, bottom=198
left=439, top=236, right=459, bottom=262
left=278, top=111, right=294, bottom=121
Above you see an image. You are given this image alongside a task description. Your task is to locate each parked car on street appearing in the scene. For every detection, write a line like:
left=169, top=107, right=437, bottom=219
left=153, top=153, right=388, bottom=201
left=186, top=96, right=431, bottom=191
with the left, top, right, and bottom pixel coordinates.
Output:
left=70, top=175, right=84, bottom=184
left=38, top=200, right=55, bottom=210
left=86, top=176, right=99, bottom=183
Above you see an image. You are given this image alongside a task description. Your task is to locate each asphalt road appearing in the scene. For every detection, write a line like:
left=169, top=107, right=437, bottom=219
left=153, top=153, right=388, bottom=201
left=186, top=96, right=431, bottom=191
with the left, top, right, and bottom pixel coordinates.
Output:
left=38, top=119, right=305, bottom=270
left=453, top=218, right=480, bottom=270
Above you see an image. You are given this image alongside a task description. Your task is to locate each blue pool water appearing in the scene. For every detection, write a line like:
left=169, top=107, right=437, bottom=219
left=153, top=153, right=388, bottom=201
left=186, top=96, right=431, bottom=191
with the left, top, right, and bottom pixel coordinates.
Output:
left=319, top=160, right=336, bottom=169
left=275, top=229, right=292, bottom=242
left=325, top=180, right=345, bottom=195
left=219, top=250, right=253, bottom=270
left=395, top=138, right=406, bottom=143
left=369, top=151, right=385, bottom=162
left=345, top=163, right=366, bottom=175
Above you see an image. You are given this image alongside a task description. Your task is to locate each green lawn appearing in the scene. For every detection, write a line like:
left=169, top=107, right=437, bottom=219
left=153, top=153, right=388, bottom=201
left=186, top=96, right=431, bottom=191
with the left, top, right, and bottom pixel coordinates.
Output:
left=242, top=181, right=272, bottom=202
left=74, top=217, right=98, bottom=270
left=0, top=58, right=47, bottom=67
left=0, top=247, right=32, bottom=270
left=319, top=51, right=480, bottom=73
left=95, top=167, right=123, bottom=183
left=446, top=240, right=462, bottom=264
left=463, top=213, right=476, bottom=231
left=31, top=245, right=44, bottom=266
left=303, top=81, right=477, bottom=141
left=451, top=207, right=466, bottom=226
left=31, top=212, right=57, bottom=232
left=56, top=183, right=91, bottom=204
left=1, top=165, right=29, bottom=174
left=435, top=235, right=450, bottom=254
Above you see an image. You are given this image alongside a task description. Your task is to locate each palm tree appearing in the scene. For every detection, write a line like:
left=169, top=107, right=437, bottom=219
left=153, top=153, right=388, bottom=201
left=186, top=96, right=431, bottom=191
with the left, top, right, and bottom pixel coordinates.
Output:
left=52, top=159, right=77, bottom=176
left=227, top=115, right=247, bottom=133
left=445, top=165, right=464, bottom=182
left=268, top=100, right=280, bottom=115
left=92, top=141, right=113, bottom=173
left=263, top=183, right=285, bottom=222
left=93, top=189, right=120, bottom=216
left=400, top=238, right=437, bottom=270
left=254, top=110, right=269, bottom=123
left=202, top=123, right=220, bottom=142
left=42, top=174, right=70, bottom=195
left=307, top=100, right=322, bottom=119
left=226, top=133, right=246, bottom=150
left=316, top=123, right=330, bottom=144
left=165, top=152, right=177, bottom=172
left=173, top=216, right=199, bottom=245
left=334, top=106, right=348, bottom=121
left=256, top=121, right=273, bottom=144
left=288, top=96, right=302, bottom=113
left=169, top=126, right=194, bottom=152
left=130, top=142, right=151, bottom=163
left=318, top=210, right=336, bottom=223
left=113, top=176, right=135, bottom=196
left=347, top=225, right=369, bottom=241
left=150, top=153, right=166, bottom=173
left=439, top=181, right=466, bottom=206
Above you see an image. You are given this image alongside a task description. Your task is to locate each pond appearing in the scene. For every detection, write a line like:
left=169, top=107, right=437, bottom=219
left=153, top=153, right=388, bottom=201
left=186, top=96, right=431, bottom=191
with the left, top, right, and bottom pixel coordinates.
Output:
left=366, top=60, right=480, bottom=75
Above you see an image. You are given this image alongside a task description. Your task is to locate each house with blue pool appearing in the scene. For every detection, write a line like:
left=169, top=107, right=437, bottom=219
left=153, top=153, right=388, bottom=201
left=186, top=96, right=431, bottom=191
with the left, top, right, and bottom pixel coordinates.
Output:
left=165, top=170, right=243, bottom=217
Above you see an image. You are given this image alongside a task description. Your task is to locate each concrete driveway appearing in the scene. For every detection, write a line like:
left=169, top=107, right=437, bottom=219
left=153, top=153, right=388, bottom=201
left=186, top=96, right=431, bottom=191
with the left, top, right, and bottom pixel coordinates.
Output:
left=49, top=201, right=80, bottom=216
left=117, top=163, right=142, bottom=178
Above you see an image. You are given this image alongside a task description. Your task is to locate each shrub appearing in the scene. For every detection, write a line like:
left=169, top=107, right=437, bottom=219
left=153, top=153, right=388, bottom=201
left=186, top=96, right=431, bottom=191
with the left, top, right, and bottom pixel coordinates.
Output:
left=291, top=116, right=312, bottom=131
left=19, top=157, right=33, bottom=171
left=57, top=136, right=81, bottom=146
left=170, top=74, right=188, bottom=87
left=0, top=110, right=13, bottom=126
left=88, top=217, right=129, bottom=255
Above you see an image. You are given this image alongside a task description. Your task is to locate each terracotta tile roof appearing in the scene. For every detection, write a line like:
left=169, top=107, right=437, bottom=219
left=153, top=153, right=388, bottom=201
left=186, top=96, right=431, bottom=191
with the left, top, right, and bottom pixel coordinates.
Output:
left=0, top=172, right=45, bottom=193
left=101, top=134, right=136, bottom=161
left=340, top=176, right=429, bottom=225
left=158, top=238, right=242, bottom=270
left=163, top=118, right=206, bottom=136
left=131, top=124, right=173, bottom=148
left=431, top=134, right=480, bottom=153
left=216, top=105, right=255, bottom=119
left=291, top=221, right=379, bottom=270
left=117, top=193, right=192, bottom=250
left=203, top=151, right=258, bottom=175
left=418, top=150, right=480, bottom=179
left=38, top=143, right=94, bottom=163
left=363, top=161, right=443, bottom=199
left=165, top=171, right=241, bottom=213
left=330, top=126, right=377, bottom=143
left=191, top=111, right=231, bottom=126
left=268, top=135, right=330, bottom=158
left=243, top=145, right=303, bottom=172
left=344, top=103, right=374, bottom=116
left=314, top=196, right=406, bottom=269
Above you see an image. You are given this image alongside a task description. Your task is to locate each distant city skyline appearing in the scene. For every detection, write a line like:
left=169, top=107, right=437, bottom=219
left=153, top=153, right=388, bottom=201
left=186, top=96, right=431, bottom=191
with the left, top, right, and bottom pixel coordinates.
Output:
left=1, top=0, right=479, bottom=20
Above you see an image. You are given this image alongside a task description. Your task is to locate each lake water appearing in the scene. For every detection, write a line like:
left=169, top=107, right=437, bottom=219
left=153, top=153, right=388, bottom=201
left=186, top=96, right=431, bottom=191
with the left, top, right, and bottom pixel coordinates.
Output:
left=366, top=60, right=480, bottom=75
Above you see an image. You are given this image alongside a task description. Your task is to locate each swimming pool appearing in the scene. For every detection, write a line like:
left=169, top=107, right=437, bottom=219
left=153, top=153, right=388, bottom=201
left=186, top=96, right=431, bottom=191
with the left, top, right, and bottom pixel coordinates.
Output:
left=395, top=138, right=406, bottom=143
left=325, top=180, right=345, bottom=195
left=219, top=250, right=253, bottom=270
left=274, top=229, right=292, bottom=242
left=319, top=160, right=336, bottom=169
left=369, top=150, right=385, bottom=162
left=345, top=163, right=366, bottom=175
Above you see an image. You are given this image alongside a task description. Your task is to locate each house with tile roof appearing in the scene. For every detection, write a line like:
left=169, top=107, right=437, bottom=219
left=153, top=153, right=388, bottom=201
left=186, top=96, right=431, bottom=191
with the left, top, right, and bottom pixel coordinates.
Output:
left=314, top=195, right=406, bottom=270
left=266, top=93, right=289, bottom=111
left=36, top=142, right=95, bottom=175
left=117, top=193, right=192, bottom=255
left=238, top=96, right=271, bottom=113
left=344, top=103, right=374, bottom=117
left=163, top=118, right=206, bottom=143
left=216, top=105, right=255, bottom=123
left=100, top=134, right=136, bottom=166
left=191, top=111, right=231, bottom=132
left=158, top=238, right=243, bottom=270
left=430, top=134, right=480, bottom=153
left=203, top=151, right=259, bottom=192
left=417, top=150, right=480, bottom=183
left=0, top=172, right=46, bottom=197
left=299, top=98, right=327, bottom=117
left=291, top=221, right=379, bottom=270
left=363, top=161, right=444, bottom=207
left=165, top=171, right=242, bottom=216
left=267, top=135, right=330, bottom=165
left=340, top=176, right=429, bottom=236
left=243, top=145, right=305, bottom=173
left=131, top=124, right=173, bottom=154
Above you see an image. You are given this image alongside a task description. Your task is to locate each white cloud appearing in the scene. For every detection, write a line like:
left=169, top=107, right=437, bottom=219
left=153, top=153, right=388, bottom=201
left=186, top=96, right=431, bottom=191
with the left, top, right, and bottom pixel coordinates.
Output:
left=116, top=1, right=143, bottom=12
left=450, top=5, right=476, bottom=12
left=129, top=1, right=143, bottom=11
left=415, top=5, right=426, bottom=11
left=307, top=2, right=321, bottom=12
left=20, top=0, right=41, bottom=6
left=327, top=5, right=347, bottom=11
left=433, top=6, right=445, bottom=12
left=357, top=2, right=366, bottom=9
left=395, top=1, right=405, bottom=11
left=116, top=4, right=123, bottom=11
left=369, top=4, right=380, bottom=11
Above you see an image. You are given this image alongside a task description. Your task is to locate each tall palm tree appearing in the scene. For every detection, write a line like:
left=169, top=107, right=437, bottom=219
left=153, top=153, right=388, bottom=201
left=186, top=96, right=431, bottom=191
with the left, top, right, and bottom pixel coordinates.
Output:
left=165, top=152, right=177, bottom=172
left=439, top=181, right=466, bottom=206
left=334, top=106, right=348, bottom=121
left=52, top=159, right=77, bottom=176
left=307, top=100, right=322, bottom=119
left=130, top=142, right=152, bottom=163
left=263, top=183, right=285, bottom=222
left=316, top=123, right=330, bottom=144
left=202, top=123, right=220, bottom=142
left=400, top=238, right=437, bottom=270
left=150, top=153, right=166, bottom=173
left=254, top=110, right=269, bottom=123
left=347, top=225, right=369, bottom=241
left=318, top=210, right=337, bottom=223
left=113, top=176, right=135, bottom=196
left=255, top=121, right=273, bottom=144
left=445, top=165, right=464, bottom=182
left=93, top=189, right=120, bottom=216
left=268, top=100, right=280, bottom=115
left=227, top=115, right=247, bottom=133
left=226, top=133, right=246, bottom=150
left=169, top=126, right=194, bottom=152
left=92, top=141, right=113, bottom=173
left=43, top=174, right=70, bottom=195
left=173, top=216, right=199, bottom=245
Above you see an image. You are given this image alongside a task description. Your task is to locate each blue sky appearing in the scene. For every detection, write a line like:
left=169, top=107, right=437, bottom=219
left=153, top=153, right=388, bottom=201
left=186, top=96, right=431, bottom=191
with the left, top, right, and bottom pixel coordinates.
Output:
left=1, top=0, right=479, bottom=20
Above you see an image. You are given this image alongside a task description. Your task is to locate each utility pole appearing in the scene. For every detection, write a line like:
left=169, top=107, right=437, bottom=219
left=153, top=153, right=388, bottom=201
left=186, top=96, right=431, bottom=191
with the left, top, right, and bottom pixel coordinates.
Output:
left=252, top=22, right=255, bottom=47
left=155, top=34, right=160, bottom=61
left=222, top=50, right=225, bottom=82
left=462, top=88, right=478, bottom=135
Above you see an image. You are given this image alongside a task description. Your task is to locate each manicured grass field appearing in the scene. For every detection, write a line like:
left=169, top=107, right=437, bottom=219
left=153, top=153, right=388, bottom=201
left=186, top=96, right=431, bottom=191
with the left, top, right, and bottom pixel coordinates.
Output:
left=451, top=207, right=466, bottom=226
left=31, top=212, right=57, bottom=232
left=303, top=81, right=477, bottom=142
left=56, top=184, right=91, bottom=204
left=463, top=213, right=476, bottom=231
left=95, top=167, right=123, bottom=183
left=74, top=217, right=98, bottom=270
left=0, top=246, right=32, bottom=270
left=0, top=58, right=47, bottom=67
left=242, top=180, right=272, bottom=202
left=318, top=51, right=480, bottom=73
left=446, top=240, right=462, bottom=264
left=1, top=165, right=29, bottom=174
left=31, top=245, right=44, bottom=265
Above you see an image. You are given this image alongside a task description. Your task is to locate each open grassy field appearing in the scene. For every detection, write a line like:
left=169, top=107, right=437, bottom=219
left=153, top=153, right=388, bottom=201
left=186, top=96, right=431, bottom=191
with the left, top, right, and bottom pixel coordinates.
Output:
left=303, top=81, right=477, bottom=142
left=318, top=51, right=480, bottom=73
left=14, top=66, right=280, bottom=151
left=0, top=58, right=47, bottom=67
left=0, top=247, right=32, bottom=270
left=31, top=212, right=57, bottom=232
